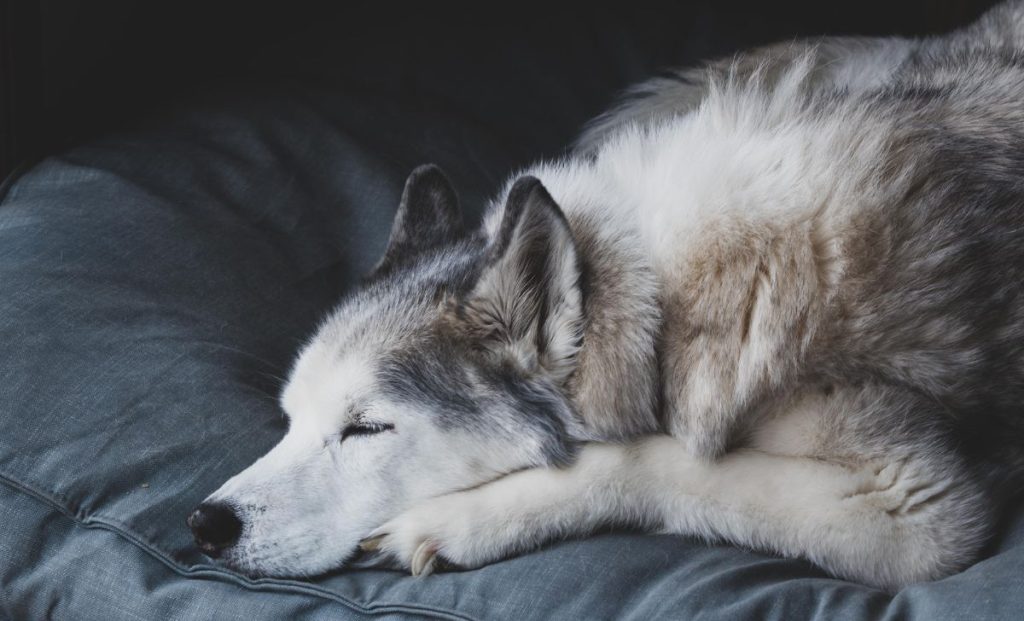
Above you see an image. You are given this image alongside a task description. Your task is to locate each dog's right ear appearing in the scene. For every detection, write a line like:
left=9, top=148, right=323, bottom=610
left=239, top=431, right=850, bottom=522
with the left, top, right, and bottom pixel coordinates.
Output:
left=374, top=165, right=464, bottom=274
left=459, top=176, right=584, bottom=385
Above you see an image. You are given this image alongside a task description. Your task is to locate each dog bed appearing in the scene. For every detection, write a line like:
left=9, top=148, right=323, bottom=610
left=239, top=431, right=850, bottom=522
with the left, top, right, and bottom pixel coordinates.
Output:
left=2, top=7, right=1023, bottom=619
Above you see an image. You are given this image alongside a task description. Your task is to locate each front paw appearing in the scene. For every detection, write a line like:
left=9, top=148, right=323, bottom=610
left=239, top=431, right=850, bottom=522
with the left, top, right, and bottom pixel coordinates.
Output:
left=359, top=492, right=510, bottom=576
left=359, top=529, right=445, bottom=577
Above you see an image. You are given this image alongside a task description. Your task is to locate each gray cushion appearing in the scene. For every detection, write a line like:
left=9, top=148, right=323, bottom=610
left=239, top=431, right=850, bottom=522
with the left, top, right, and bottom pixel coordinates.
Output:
left=3, top=17, right=1024, bottom=620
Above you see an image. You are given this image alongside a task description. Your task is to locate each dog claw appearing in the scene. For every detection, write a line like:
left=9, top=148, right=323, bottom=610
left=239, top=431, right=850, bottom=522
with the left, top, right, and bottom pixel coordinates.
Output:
left=411, top=540, right=438, bottom=577
left=359, top=534, right=386, bottom=552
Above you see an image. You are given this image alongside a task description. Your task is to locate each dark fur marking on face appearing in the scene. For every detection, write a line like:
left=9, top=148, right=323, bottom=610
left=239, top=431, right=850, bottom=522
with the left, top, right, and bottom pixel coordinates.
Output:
left=377, top=343, right=481, bottom=426
left=481, top=362, right=581, bottom=467
left=377, top=340, right=580, bottom=467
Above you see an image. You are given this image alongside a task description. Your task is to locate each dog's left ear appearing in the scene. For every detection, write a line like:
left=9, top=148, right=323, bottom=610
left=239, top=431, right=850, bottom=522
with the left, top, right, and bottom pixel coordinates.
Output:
left=464, top=176, right=584, bottom=384
left=375, top=164, right=464, bottom=274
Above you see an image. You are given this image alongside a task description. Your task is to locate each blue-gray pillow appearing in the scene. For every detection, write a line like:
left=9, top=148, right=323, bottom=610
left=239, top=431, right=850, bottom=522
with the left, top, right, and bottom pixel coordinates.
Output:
left=2, top=82, right=1023, bottom=621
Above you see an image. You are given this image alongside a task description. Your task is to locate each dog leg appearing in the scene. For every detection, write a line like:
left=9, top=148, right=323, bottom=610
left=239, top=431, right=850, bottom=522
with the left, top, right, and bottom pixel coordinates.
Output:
left=366, top=437, right=988, bottom=590
left=662, top=216, right=840, bottom=459
left=361, top=442, right=640, bottom=576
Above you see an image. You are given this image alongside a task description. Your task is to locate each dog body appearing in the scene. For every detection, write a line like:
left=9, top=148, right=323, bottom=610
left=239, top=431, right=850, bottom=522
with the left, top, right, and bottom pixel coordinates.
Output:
left=192, top=1, right=1024, bottom=590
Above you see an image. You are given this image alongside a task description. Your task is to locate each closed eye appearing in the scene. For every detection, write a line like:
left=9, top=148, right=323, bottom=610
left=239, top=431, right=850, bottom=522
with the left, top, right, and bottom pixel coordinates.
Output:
left=340, top=421, right=395, bottom=442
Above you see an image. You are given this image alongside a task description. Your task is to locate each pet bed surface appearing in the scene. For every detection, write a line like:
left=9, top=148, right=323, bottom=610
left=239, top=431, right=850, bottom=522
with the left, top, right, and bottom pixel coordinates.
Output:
left=2, top=12, right=1022, bottom=619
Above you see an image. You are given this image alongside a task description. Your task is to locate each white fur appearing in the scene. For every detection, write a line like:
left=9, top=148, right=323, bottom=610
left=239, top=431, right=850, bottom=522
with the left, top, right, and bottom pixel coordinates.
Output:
left=199, top=3, right=1018, bottom=588
left=371, top=420, right=982, bottom=591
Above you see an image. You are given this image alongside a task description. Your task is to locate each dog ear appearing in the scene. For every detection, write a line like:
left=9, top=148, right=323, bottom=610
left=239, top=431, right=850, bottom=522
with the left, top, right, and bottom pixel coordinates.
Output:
left=375, top=165, right=463, bottom=274
left=463, top=176, right=584, bottom=384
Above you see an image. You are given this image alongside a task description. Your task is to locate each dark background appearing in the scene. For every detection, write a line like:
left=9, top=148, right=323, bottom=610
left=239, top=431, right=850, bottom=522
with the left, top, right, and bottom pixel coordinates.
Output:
left=0, top=0, right=1002, bottom=181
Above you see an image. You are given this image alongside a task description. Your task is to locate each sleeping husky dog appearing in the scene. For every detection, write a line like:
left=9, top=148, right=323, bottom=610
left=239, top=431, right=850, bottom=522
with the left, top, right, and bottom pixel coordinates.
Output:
left=190, top=1, right=1024, bottom=590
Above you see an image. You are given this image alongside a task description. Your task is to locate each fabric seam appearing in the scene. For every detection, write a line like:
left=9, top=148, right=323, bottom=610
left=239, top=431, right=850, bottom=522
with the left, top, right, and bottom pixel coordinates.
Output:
left=0, top=471, right=478, bottom=621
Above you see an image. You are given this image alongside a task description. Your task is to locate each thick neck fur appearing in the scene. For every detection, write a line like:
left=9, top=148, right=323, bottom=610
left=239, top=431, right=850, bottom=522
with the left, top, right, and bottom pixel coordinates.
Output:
left=482, top=51, right=902, bottom=442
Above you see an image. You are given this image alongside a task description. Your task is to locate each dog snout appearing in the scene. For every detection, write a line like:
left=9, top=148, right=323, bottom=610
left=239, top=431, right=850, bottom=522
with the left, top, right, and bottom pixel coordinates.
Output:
left=188, top=501, right=243, bottom=557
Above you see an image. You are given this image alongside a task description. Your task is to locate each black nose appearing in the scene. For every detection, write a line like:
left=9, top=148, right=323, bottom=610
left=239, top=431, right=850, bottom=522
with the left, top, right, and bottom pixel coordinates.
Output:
left=187, top=502, right=242, bottom=557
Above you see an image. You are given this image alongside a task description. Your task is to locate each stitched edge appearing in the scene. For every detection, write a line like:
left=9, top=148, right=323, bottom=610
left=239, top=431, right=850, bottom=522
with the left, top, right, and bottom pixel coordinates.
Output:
left=0, top=472, right=478, bottom=621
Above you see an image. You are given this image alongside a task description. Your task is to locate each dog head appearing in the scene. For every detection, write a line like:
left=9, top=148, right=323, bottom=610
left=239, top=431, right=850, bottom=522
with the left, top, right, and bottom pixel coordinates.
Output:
left=188, top=165, right=587, bottom=577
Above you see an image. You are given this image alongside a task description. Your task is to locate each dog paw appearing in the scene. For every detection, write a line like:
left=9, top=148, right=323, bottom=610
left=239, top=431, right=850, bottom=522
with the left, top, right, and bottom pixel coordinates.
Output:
left=845, top=458, right=943, bottom=516
left=360, top=532, right=443, bottom=576
left=359, top=492, right=512, bottom=576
